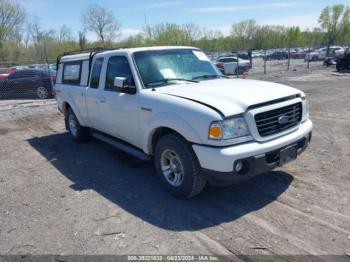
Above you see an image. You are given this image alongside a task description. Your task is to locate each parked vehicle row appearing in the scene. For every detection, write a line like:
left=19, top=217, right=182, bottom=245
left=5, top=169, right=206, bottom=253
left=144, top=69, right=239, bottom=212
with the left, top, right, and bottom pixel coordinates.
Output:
left=208, top=46, right=349, bottom=63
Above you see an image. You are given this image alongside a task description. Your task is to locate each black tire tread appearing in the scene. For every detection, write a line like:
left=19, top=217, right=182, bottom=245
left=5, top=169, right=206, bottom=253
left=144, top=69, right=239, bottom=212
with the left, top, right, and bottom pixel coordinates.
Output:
left=155, top=133, right=206, bottom=198
left=67, top=108, right=91, bottom=143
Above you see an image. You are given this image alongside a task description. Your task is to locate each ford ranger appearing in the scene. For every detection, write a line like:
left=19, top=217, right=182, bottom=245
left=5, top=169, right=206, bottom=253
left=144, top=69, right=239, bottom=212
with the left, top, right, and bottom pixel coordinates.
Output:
left=55, top=46, right=312, bottom=198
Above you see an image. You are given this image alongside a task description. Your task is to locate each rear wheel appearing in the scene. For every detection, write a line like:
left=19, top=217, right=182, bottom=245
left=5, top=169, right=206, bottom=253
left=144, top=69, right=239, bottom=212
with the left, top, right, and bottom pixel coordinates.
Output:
left=154, top=133, right=207, bottom=198
left=66, top=109, right=91, bottom=143
left=37, top=86, right=49, bottom=99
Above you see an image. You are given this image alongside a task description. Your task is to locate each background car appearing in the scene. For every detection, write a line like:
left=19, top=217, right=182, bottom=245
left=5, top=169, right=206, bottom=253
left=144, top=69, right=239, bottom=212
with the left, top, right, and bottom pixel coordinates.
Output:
left=0, top=69, right=55, bottom=99
left=290, top=48, right=311, bottom=59
left=331, top=46, right=345, bottom=57
left=305, top=48, right=327, bottom=61
left=252, top=50, right=264, bottom=58
left=262, top=50, right=289, bottom=61
left=231, top=52, right=249, bottom=60
left=49, top=64, right=57, bottom=71
left=215, top=57, right=251, bottom=75
left=0, top=67, right=14, bottom=80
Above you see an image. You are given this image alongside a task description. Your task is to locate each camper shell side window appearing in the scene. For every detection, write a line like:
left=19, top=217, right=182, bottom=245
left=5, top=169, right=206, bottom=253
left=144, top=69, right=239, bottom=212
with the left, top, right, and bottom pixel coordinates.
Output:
left=62, top=61, right=82, bottom=85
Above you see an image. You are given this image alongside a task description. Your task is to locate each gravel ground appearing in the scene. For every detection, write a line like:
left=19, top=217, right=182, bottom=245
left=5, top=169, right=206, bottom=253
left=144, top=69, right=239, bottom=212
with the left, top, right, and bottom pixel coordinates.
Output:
left=0, top=64, right=349, bottom=258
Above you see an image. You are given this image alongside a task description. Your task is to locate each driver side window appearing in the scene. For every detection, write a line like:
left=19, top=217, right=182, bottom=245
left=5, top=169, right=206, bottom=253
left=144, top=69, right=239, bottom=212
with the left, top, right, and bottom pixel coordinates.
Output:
left=105, top=56, right=135, bottom=92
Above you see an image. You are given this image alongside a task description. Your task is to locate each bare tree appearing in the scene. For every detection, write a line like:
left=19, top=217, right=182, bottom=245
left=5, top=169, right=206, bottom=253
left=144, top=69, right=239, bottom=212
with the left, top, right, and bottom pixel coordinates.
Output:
left=58, top=25, right=73, bottom=44
left=0, top=0, right=26, bottom=42
left=78, top=29, right=87, bottom=50
left=183, top=23, right=201, bottom=45
left=27, top=17, right=55, bottom=59
left=27, top=17, right=43, bottom=45
left=81, top=4, right=121, bottom=47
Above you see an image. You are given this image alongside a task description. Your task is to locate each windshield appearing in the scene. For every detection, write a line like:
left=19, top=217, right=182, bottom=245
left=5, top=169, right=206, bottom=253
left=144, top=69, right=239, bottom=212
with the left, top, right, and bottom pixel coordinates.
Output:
left=133, top=49, right=221, bottom=88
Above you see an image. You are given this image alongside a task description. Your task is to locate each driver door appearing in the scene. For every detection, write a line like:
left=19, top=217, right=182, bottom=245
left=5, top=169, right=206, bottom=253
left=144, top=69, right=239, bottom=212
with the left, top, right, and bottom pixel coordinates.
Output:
left=97, top=55, right=141, bottom=147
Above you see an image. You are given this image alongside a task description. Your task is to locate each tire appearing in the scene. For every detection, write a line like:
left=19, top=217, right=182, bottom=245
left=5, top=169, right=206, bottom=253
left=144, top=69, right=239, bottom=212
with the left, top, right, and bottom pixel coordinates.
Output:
left=36, top=86, right=49, bottom=99
left=235, top=67, right=244, bottom=75
left=154, top=133, right=207, bottom=198
left=66, top=108, right=91, bottom=143
left=336, top=60, right=345, bottom=71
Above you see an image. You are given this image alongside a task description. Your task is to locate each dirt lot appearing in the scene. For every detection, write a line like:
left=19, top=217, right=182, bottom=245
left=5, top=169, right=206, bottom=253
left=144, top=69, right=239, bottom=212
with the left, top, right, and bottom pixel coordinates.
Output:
left=0, top=64, right=349, bottom=258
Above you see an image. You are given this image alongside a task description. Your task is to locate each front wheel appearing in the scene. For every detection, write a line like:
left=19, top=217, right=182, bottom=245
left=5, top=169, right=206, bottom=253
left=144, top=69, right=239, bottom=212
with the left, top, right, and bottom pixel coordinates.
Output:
left=154, top=133, right=207, bottom=198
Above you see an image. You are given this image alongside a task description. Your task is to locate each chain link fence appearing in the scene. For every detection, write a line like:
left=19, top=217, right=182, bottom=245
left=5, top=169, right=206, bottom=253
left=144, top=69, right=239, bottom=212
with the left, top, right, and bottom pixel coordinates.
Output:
left=249, top=58, right=325, bottom=76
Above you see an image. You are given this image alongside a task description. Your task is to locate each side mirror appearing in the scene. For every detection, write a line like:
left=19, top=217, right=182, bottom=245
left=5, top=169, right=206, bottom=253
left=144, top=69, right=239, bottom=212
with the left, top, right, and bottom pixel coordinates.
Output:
left=113, top=77, right=136, bottom=94
left=114, top=77, right=128, bottom=89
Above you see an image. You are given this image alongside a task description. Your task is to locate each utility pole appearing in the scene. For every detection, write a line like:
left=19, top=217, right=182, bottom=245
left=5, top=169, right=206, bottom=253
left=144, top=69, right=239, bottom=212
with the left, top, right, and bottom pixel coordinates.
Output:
left=43, top=44, right=55, bottom=91
left=264, top=49, right=267, bottom=74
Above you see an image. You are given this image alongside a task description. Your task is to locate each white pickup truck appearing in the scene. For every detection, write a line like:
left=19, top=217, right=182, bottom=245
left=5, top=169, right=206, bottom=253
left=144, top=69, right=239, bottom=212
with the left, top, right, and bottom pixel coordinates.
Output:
left=55, top=46, right=312, bottom=198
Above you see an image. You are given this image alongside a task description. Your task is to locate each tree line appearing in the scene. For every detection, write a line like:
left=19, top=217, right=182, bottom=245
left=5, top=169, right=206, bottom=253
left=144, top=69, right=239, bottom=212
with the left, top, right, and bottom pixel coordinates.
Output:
left=0, top=0, right=349, bottom=65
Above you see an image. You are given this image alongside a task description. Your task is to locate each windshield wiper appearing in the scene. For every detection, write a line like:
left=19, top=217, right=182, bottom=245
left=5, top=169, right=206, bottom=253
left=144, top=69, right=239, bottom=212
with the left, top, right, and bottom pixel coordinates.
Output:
left=192, top=75, right=227, bottom=80
left=145, top=78, right=198, bottom=87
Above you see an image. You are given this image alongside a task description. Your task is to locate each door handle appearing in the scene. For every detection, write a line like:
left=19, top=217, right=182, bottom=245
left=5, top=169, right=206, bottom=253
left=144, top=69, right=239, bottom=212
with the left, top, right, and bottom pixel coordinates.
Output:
left=98, top=97, right=106, bottom=103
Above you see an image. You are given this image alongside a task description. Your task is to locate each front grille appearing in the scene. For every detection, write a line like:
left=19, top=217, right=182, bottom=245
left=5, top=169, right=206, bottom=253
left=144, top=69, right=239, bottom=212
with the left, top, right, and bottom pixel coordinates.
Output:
left=255, top=102, right=302, bottom=137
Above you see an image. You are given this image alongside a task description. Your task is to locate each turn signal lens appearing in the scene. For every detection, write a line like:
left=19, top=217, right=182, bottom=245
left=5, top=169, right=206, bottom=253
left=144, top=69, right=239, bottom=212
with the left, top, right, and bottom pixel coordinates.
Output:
left=209, top=123, right=223, bottom=139
left=209, top=117, right=250, bottom=140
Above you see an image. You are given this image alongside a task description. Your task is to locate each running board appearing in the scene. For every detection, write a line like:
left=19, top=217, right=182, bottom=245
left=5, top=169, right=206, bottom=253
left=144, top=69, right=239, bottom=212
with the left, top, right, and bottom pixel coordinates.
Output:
left=92, top=132, right=150, bottom=161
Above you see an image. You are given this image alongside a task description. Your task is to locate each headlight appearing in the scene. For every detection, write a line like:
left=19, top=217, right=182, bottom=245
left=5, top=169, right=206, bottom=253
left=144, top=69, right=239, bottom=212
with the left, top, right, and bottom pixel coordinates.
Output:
left=302, top=97, right=310, bottom=122
left=209, top=117, right=250, bottom=140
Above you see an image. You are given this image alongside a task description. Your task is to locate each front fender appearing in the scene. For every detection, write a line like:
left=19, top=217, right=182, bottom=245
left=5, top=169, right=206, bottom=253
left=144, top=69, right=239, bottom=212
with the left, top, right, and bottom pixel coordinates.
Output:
left=143, top=112, right=203, bottom=154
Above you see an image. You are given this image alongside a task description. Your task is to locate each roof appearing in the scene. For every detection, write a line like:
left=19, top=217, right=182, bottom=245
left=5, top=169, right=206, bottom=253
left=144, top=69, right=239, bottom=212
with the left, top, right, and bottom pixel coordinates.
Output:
left=59, top=46, right=199, bottom=62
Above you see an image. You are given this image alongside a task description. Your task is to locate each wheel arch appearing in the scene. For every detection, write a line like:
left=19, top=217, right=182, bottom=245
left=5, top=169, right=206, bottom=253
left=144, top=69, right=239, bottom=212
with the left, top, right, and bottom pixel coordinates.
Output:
left=61, top=100, right=87, bottom=127
left=61, top=101, right=71, bottom=117
left=148, top=127, right=185, bottom=156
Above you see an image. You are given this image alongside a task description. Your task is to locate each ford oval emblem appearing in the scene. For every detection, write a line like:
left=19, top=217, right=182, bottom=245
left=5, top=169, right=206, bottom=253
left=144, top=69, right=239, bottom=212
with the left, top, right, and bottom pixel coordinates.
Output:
left=278, top=115, right=289, bottom=125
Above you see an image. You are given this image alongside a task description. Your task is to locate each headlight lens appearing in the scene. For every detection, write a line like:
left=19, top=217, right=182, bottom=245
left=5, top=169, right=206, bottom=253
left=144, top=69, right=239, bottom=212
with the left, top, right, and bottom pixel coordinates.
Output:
left=302, top=97, right=310, bottom=122
left=209, top=117, right=250, bottom=140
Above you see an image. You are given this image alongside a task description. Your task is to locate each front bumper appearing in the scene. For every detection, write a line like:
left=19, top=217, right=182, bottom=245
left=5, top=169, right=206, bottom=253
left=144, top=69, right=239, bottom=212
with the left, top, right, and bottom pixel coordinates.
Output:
left=192, top=120, right=313, bottom=183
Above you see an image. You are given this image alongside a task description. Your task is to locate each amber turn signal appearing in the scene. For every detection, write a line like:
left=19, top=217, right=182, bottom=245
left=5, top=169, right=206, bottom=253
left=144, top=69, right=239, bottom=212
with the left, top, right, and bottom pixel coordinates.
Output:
left=209, top=123, right=223, bottom=139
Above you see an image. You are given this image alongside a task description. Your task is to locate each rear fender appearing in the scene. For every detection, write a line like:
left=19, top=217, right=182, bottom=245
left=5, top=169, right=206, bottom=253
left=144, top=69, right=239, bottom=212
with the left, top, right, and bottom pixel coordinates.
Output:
left=61, top=98, right=87, bottom=127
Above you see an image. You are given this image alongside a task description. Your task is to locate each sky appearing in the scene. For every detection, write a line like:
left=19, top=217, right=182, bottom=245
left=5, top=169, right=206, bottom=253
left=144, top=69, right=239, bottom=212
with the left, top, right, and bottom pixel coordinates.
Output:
left=18, top=0, right=349, bottom=40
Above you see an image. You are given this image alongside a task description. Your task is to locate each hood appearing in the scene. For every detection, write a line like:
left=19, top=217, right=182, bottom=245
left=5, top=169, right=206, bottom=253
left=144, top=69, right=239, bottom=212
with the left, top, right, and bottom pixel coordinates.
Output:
left=157, top=79, right=301, bottom=117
